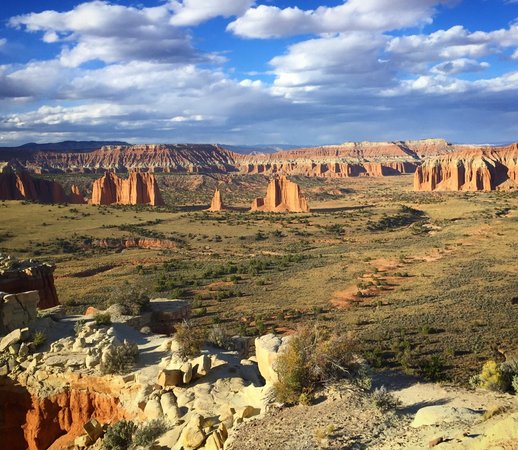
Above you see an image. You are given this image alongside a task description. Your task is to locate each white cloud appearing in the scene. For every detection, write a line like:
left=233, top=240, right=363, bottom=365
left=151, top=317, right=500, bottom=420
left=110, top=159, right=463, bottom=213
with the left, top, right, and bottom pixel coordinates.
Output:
left=169, top=0, right=254, bottom=26
left=431, top=58, right=489, bottom=74
left=9, top=1, right=200, bottom=67
left=228, top=0, right=455, bottom=38
left=387, top=24, right=518, bottom=72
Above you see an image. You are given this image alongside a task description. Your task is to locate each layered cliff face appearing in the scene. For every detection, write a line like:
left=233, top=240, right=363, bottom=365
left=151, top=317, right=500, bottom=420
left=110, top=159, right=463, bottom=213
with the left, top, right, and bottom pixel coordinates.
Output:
left=414, top=143, right=518, bottom=191
left=251, top=176, right=310, bottom=213
left=0, top=171, right=86, bottom=204
left=0, top=254, right=59, bottom=310
left=1, top=139, right=458, bottom=178
left=6, top=144, right=239, bottom=174
left=91, top=171, right=164, bottom=205
left=208, top=188, right=225, bottom=211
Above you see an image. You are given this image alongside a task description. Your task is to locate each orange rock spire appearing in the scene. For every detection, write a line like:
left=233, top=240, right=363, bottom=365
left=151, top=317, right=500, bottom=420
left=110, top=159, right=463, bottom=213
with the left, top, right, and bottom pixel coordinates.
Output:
left=208, top=188, right=225, bottom=211
left=251, top=176, right=310, bottom=212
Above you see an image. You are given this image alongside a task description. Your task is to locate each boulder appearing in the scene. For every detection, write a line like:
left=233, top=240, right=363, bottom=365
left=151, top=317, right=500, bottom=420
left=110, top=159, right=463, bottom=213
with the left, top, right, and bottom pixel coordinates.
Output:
left=469, top=412, right=518, bottom=449
left=83, top=418, right=103, bottom=442
left=1, top=291, right=41, bottom=333
left=144, top=398, right=164, bottom=420
left=255, top=334, right=290, bottom=385
left=157, top=369, right=184, bottom=388
left=179, top=413, right=206, bottom=450
left=0, top=327, right=30, bottom=352
left=411, top=405, right=482, bottom=428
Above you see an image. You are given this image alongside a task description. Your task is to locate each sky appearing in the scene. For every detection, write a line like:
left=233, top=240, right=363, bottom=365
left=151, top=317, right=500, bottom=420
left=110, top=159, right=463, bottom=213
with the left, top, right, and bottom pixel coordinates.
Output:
left=0, top=0, right=517, bottom=146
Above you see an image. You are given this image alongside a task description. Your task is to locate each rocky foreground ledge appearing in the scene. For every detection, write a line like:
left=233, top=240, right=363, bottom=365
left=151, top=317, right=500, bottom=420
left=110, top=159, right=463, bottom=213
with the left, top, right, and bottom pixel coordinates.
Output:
left=0, top=293, right=517, bottom=450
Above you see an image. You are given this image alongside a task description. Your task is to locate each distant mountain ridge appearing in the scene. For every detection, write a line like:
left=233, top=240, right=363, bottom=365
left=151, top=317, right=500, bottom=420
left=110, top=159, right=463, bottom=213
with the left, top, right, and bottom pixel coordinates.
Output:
left=0, top=140, right=130, bottom=153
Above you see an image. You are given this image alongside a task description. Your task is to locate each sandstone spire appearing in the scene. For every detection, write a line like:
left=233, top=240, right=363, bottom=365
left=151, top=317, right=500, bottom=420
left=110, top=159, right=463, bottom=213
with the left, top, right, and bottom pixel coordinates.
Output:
left=208, top=188, right=225, bottom=211
left=251, top=176, right=310, bottom=212
left=91, top=171, right=164, bottom=205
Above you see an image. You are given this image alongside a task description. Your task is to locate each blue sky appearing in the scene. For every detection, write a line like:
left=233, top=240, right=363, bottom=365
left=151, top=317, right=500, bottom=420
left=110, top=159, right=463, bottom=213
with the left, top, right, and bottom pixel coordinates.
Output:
left=0, top=0, right=517, bottom=145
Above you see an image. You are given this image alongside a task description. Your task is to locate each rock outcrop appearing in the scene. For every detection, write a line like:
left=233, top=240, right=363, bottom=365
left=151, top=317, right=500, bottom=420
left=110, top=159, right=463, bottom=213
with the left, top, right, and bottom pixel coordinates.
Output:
left=0, top=170, right=86, bottom=204
left=207, top=188, right=225, bottom=211
left=414, top=143, right=518, bottom=191
left=0, top=254, right=59, bottom=310
left=0, top=291, right=39, bottom=335
left=251, top=176, right=310, bottom=213
left=1, top=139, right=460, bottom=178
left=91, top=171, right=164, bottom=205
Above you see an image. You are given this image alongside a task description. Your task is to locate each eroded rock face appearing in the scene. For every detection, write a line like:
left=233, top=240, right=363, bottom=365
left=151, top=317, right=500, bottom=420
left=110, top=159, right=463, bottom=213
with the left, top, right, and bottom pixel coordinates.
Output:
left=208, top=188, right=225, bottom=212
left=0, top=291, right=39, bottom=335
left=414, top=143, right=518, bottom=191
left=0, top=254, right=59, bottom=311
left=2, top=139, right=456, bottom=178
left=0, top=171, right=85, bottom=204
left=91, top=171, right=164, bottom=205
left=251, top=176, right=309, bottom=213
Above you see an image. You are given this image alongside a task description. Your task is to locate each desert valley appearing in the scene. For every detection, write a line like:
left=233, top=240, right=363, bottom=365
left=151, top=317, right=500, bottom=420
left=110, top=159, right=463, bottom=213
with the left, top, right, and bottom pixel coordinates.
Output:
left=1, top=0, right=518, bottom=448
left=0, top=139, right=517, bottom=450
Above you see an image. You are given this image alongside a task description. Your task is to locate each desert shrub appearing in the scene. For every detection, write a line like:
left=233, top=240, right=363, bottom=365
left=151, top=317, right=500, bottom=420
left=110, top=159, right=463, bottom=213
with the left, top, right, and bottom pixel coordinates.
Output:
left=74, top=319, right=85, bottom=336
left=133, top=419, right=168, bottom=447
left=274, top=325, right=357, bottom=404
left=370, top=386, right=401, bottom=412
left=107, top=284, right=150, bottom=315
left=94, top=313, right=112, bottom=326
left=512, top=375, right=518, bottom=395
left=470, top=360, right=506, bottom=392
left=500, top=358, right=518, bottom=393
left=418, top=355, right=447, bottom=382
left=101, top=341, right=139, bottom=375
left=207, top=324, right=232, bottom=350
left=175, top=320, right=206, bottom=359
left=32, top=331, right=46, bottom=349
left=103, top=420, right=137, bottom=450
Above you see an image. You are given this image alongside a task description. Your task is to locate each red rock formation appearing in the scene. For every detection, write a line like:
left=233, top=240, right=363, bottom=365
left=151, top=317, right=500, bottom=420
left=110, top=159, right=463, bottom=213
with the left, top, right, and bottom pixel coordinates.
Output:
left=91, top=237, right=177, bottom=250
left=68, top=184, right=86, bottom=204
left=0, top=255, right=59, bottom=309
left=208, top=188, right=225, bottom=211
left=0, top=377, right=32, bottom=450
left=0, top=140, right=454, bottom=178
left=414, top=143, right=518, bottom=192
left=91, top=171, right=164, bottom=205
left=251, top=176, right=310, bottom=213
left=0, top=171, right=85, bottom=204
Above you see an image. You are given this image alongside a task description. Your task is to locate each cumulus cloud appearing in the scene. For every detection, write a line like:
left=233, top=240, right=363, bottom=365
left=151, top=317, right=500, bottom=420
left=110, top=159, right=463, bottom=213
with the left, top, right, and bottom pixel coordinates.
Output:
left=169, top=0, right=254, bottom=26
left=9, top=1, right=200, bottom=67
left=228, top=0, right=455, bottom=38
left=431, top=58, right=489, bottom=74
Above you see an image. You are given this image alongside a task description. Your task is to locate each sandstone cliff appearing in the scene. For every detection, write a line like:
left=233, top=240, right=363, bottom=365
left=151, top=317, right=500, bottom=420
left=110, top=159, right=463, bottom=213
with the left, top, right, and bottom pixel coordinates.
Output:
left=207, top=188, right=225, bottom=211
left=0, top=139, right=459, bottom=178
left=0, top=170, right=86, bottom=204
left=91, top=171, right=164, bottom=206
left=0, top=254, right=59, bottom=310
left=414, top=143, right=518, bottom=191
left=251, top=176, right=310, bottom=213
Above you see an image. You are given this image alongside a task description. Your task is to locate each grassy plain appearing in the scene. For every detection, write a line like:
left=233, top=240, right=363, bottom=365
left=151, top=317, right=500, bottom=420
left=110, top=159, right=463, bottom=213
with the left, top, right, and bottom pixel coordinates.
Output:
left=0, top=174, right=516, bottom=382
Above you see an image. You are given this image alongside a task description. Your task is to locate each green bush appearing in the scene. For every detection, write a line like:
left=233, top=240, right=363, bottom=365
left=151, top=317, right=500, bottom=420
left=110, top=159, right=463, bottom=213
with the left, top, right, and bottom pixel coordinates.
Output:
left=274, top=325, right=357, bottom=404
left=133, top=419, right=168, bottom=448
left=32, top=331, right=47, bottom=349
left=370, top=386, right=401, bottom=412
left=103, top=420, right=137, bottom=450
left=94, top=313, right=112, bottom=326
left=175, top=320, right=206, bottom=359
left=418, top=355, right=446, bottom=382
left=207, top=324, right=232, bottom=350
left=100, top=341, right=139, bottom=375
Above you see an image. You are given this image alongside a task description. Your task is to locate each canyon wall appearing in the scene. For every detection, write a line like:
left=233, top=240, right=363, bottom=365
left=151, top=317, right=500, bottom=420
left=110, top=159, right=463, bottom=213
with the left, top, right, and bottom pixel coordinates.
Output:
left=251, top=176, right=310, bottom=213
left=0, top=171, right=85, bottom=204
left=0, top=139, right=457, bottom=178
left=0, top=255, right=60, bottom=310
left=414, top=143, right=518, bottom=191
left=91, top=171, right=164, bottom=205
